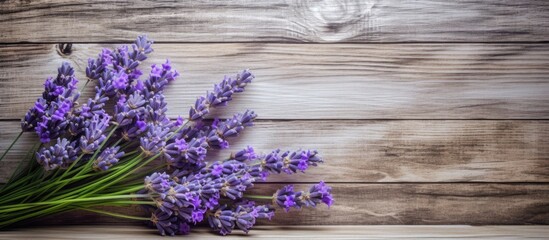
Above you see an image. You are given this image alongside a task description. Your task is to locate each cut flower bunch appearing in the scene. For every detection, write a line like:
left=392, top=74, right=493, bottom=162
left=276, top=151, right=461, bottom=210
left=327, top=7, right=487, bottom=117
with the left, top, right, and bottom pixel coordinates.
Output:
left=0, top=36, right=333, bottom=236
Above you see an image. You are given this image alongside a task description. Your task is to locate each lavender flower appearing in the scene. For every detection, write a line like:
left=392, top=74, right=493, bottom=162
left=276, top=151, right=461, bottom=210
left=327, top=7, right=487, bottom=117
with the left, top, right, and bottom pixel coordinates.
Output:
left=35, top=138, right=79, bottom=170
left=189, top=70, right=254, bottom=121
left=145, top=93, right=169, bottom=125
left=254, top=149, right=323, bottom=180
left=143, top=60, right=179, bottom=94
left=93, top=146, right=124, bottom=171
left=145, top=172, right=173, bottom=195
left=206, top=202, right=273, bottom=235
left=86, top=49, right=113, bottom=81
left=130, top=35, right=154, bottom=62
left=164, top=137, right=208, bottom=168
left=79, top=114, right=110, bottom=154
left=273, top=185, right=298, bottom=212
left=273, top=182, right=334, bottom=211
left=302, top=181, right=334, bottom=207
left=114, top=92, right=146, bottom=127
left=231, top=146, right=257, bottom=162
left=206, top=110, right=257, bottom=149
left=140, top=124, right=170, bottom=156
left=151, top=209, right=179, bottom=236
left=22, top=63, right=80, bottom=142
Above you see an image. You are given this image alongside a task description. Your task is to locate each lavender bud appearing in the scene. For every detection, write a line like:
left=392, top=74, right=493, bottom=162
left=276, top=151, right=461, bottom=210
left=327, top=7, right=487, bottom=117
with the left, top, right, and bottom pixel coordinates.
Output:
left=79, top=114, right=110, bottom=154
left=188, top=70, right=254, bottom=121
left=139, top=124, right=170, bottom=156
left=151, top=209, right=179, bottom=236
left=35, top=138, right=79, bottom=171
left=93, top=146, right=124, bottom=171
left=145, top=172, right=173, bottom=195
left=86, top=48, right=112, bottom=81
left=164, top=137, right=208, bottom=168
left=303, top=181, right=334, bottom=207
left=232, top=146, right=257, bottom=162
left=273, top=185, right=298, bottom=212
left=206, top=110, right=257, bottom=149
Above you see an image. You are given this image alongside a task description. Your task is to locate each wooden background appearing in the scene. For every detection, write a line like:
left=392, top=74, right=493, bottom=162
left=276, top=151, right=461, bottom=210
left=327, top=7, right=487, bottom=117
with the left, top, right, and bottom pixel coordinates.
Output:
left=1, top=0, right=549, bottom=226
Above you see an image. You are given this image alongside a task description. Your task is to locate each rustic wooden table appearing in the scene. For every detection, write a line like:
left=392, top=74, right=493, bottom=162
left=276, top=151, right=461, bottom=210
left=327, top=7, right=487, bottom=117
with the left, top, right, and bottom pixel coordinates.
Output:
left=1, top=0, right=548, bottom=238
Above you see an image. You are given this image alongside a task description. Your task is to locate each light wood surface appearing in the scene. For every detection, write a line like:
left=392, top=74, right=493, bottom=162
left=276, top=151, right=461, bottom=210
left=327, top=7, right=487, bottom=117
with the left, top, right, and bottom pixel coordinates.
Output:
left=31, top=183, right=549, bottom=225
left=2, top=120, right=549, bottom=183
left=1, top=43, right=549, bottom=120
left=1, top=225, right=548, bottom=239
left=1, top=1, right=549, bottom=43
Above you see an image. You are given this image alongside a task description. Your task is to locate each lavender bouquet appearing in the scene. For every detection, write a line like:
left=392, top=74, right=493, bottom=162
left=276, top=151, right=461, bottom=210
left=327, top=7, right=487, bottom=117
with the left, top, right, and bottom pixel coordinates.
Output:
left=0, top=36, right=333, bottom=235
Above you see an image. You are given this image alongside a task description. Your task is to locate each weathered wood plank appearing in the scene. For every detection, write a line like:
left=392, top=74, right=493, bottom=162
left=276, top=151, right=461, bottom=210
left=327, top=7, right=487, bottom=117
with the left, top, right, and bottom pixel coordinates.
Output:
left=1, top=1, right=549, bottom=43
left=2, top=120, right=548, bottom=183
left=2, top=43, right=549, bottom=120
left=2, top=225, right=549, bottom=239
left=26, top=183, right=549, bottom=225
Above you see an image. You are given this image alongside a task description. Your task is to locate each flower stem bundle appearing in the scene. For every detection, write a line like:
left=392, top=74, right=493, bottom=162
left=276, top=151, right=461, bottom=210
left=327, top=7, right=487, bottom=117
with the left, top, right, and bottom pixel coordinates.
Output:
left=0, top=36, right=333, bottom=236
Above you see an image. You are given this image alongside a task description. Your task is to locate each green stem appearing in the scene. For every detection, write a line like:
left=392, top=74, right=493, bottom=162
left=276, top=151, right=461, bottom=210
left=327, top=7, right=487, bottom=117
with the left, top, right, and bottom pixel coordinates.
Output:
left=243, top=195, right=273, bottom=200
left=99, top=200, right=155, bottom=206
left=80, top=79, right=91, bottom=92
left=82, top=153, right=161, bottom=197
left=40, top=127, right=118, bottom=201
left=0, top=131, right=23, bottom=161
left=78, top=208, right=149, bottom=221
left=0, top=194, right=149, bottom=209
left=48, top=153, right=144, bottom=201
left=102, top=185, right=145, bottom=196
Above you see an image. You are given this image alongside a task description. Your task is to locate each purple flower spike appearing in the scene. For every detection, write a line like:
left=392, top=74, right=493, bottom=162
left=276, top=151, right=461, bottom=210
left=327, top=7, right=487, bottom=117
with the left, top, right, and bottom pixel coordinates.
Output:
left=94, top=146, right=124, bottom=171
left=206, top=202, right=268, bottom=235
left=232, top=146, right=257, bottom=162
left=207, top=205, right=236, bottom=235
left=254, top=205, right=275, bottom=220
left=189, top=96, right=209, bottom=121
left=164, top=137, right=208, bottom=168
left=188, top=70, right=254, bottom=121
left=145, top=172, right=173, bottom=195
left=151, top=209, right=179, bottom=236
left=234, top=206, right=256, bottom=234
left=145, top=93, right=169, bottom=125
left=140, top=124, right=170, bottom=156
left=35, top=138, right=79, bottom=171
left=282, top=149, right=323, bottom=174
left=255, top=149, right=323, bottom=179
left=86, top=48, right=112, bottom=81
left=22, top=62, right=79, bottom=138
left=143, top=60, right=179, bottom=94
left=206, top=110, right=257, bottom=149
left=304, top=181, right=334, bottom=207
left=113, top=72, right=129, bottom=90
left=274, top=185, right=298, bottom=212
left=131, top=35, right=154, bottom=61
left=79, top=114, right=110, bottom=154
left=272, top=182, right=333, bottom=212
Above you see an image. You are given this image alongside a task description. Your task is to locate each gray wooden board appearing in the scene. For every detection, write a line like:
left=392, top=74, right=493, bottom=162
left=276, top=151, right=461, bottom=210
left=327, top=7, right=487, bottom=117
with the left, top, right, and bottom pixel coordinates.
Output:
left=1, top=225, right=549, bottom=239
left=24, top=183, right=549, bottom=225
left=1, top=1, right=549, bottom=43
left=1, top=43, right=549, bottom=120
left=2, top=120, right=549, bottom=183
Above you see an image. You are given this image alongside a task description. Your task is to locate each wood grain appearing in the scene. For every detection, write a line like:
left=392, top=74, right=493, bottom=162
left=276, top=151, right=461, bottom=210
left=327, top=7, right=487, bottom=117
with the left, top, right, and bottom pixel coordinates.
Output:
left=1, top=225, right=549, bottom=239
left=1, top=1, right=549, bottom=43
left=2, top=43, right=549, bottom=120
left=27, top=183, right=549, bottom=225
left=2, top=120, right=548, bottom=183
